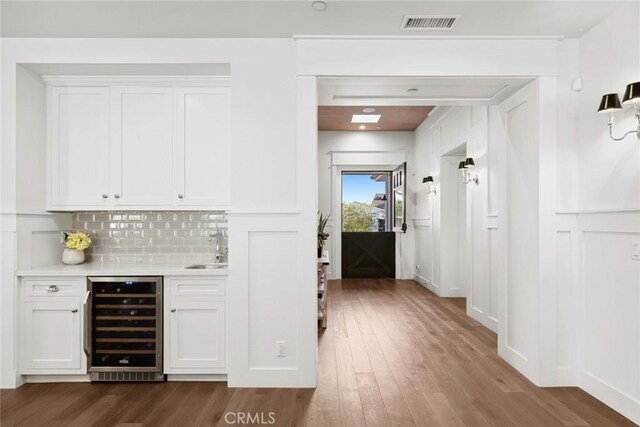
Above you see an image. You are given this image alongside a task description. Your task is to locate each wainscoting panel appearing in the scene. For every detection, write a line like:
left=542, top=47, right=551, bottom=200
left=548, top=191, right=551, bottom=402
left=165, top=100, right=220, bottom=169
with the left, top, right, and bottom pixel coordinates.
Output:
left=248, top=231, right=298, bottom=369
left=555, top=230, right=574, bottom=372
left=227, top=210, right=316, bottom=387
left=413, top=221, right=435, bottom=292
left=582, top=230, right=640, bottom=417
left=487, top=227, right=499, bottom=327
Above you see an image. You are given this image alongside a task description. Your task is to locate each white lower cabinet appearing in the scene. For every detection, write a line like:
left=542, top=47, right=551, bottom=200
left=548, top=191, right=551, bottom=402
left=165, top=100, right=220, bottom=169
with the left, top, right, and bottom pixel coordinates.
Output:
left=164, top=277, right=226, bottom=374
left=22, top=300, right=82, bottom=372
left=20, top=277, right=87, bottom=374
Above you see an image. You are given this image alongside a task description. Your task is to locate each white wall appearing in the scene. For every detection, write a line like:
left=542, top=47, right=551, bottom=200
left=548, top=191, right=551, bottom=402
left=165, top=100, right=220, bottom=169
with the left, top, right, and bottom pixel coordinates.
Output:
left=318, top=131, right=414, bottom=279
left=567, top=3, right=640, bottom=423
left=15, top=65, right=71, bottom=269
left=413, top=106, right=496, bottom=330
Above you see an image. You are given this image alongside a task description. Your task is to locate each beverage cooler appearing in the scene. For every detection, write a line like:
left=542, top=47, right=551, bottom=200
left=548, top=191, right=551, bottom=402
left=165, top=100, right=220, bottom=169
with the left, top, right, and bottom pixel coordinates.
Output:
left=86, top=277, right=164, bottom=381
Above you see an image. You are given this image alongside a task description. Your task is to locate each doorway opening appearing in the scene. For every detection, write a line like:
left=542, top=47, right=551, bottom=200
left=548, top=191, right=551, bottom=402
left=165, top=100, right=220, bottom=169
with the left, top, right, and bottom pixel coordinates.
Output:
left=341, top=171, right=395, bottom=278
left=440, top=143, right=468, bottom=297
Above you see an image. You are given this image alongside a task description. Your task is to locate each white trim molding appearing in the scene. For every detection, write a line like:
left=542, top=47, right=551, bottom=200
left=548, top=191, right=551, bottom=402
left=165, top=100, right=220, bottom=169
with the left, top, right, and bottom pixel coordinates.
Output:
left=42, top=75, right=231, bottom=86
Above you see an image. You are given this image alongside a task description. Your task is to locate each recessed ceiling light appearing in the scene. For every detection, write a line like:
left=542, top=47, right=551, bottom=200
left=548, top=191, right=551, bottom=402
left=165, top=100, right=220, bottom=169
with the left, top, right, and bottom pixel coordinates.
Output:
left=352, top=114, right=381, bottom=124
left=362, top=107, right=376, bottom=113
left=312, top=1, right=327, bottom=11
left=359, top=125, right=366, bottom=130
left=407, top=88, right=418, bottom=94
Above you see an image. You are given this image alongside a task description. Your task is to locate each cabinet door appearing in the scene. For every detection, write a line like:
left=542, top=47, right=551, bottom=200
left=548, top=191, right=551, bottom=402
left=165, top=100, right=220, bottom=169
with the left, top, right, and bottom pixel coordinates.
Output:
left=110, top=87, right=173, bottom=207
left=49, top=87, right=110, bottom=208
left=174, top=87, right=231, bottom=208
left=22, top=299, right=82, bottom=372
left=166, top=299, right=225, bottom=371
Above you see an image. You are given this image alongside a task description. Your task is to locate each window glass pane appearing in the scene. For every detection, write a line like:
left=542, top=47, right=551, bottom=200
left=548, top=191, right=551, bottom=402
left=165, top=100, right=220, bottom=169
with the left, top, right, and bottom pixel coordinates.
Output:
left=341, top=173, right=389, bottom=232
left=393, top=188, right=404, bottom=229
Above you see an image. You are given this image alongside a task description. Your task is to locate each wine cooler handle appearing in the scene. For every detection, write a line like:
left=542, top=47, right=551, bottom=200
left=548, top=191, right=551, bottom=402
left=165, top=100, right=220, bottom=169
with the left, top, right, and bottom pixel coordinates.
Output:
left=83, top=290, right=91, bottom=358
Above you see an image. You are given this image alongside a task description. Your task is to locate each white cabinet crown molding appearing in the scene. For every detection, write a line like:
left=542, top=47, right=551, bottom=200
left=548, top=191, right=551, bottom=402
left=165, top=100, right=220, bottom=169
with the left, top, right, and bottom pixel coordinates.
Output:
left=42, top=76, right=231, bottom=87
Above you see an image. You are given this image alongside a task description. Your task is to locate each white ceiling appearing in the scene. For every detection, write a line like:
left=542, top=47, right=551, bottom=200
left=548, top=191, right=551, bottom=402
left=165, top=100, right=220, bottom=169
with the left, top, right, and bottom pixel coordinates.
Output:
left=318, top=76, right=534, bottom=106
left=0, top=0, right=629, bottom=38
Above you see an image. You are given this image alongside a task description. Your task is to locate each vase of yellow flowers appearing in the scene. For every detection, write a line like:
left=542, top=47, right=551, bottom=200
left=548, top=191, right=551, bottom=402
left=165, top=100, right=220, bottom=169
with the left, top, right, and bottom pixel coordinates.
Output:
left=62, top=232, right=91, bottom=265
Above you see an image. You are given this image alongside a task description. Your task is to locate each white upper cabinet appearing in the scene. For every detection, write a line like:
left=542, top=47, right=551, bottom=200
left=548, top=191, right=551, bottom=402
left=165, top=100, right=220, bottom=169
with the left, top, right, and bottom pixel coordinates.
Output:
left=49, top=87, right=111, bottom=208
left=111, top=87, right=174, bottom=207
left=46, top=78, right=231, bottom=211
left=174, top=87, right=231, bottom=208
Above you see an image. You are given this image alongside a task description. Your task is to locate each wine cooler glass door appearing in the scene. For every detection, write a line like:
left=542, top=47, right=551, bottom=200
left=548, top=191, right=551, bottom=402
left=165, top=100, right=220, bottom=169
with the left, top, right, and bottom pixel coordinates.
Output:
left=87, top=277, right=162, bottom=372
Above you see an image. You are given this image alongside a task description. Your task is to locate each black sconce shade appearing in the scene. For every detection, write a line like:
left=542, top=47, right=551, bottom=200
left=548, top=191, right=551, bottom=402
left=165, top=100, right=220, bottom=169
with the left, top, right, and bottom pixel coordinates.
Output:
left=458, top=161, right=466, bottom=170
left=622, top=82, right=640, bottom=105
left=464, top=157, right=475, bottom=168
left=597, top=93, right=622, bottom=112
left=423, top=176, right=434, bottom=184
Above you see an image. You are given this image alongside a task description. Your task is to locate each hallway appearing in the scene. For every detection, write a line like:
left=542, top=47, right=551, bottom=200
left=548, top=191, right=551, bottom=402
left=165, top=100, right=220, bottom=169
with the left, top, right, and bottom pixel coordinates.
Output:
left=1, top=280, right=633, bottom=426
left=316, top=279, right=632, bottom=426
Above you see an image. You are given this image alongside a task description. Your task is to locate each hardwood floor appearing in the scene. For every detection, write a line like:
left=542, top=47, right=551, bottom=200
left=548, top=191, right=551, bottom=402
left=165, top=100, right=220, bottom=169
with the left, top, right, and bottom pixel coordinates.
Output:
left=1, top=279, right=633, bottom=426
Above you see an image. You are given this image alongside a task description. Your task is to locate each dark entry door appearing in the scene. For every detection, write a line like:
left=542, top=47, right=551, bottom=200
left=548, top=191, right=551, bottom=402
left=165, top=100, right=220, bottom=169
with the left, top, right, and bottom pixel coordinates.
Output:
left=340, top=171, right=397, bottom=279
left=342, top=232, right=395, bottom=278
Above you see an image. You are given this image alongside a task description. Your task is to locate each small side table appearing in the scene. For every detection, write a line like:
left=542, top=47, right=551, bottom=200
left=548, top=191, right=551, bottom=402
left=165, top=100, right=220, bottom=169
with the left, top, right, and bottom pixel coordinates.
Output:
left=318, top=252, right=329, bottom=329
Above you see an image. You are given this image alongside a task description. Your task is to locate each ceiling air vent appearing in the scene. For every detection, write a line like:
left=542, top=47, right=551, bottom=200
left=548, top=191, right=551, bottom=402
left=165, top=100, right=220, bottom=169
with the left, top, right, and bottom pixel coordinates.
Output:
left=401, top=15, right=460, bottom=31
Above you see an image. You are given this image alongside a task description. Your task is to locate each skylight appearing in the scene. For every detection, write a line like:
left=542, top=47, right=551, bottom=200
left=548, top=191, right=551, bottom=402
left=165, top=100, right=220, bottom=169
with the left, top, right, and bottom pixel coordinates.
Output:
left=351, top=114, right=381, bottom=124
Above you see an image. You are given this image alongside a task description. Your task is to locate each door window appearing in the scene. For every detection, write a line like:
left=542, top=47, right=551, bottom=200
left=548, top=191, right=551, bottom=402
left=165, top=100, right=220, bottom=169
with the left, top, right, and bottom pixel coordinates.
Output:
left=341, top=172, right=391, bottom=232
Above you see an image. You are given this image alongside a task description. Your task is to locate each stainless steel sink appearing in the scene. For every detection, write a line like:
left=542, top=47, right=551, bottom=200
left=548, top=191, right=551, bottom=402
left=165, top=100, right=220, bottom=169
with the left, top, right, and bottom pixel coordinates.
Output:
left=185, top=264, right=227, bottom=270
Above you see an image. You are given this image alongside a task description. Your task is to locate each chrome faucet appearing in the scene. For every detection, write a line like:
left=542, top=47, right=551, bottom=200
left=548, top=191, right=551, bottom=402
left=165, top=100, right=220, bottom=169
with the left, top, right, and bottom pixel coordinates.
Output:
left=208, top=231, right=226, bottom=263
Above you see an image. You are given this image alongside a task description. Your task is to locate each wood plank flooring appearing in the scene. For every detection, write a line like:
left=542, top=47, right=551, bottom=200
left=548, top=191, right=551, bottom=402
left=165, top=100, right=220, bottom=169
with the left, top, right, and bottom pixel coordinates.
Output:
left=1, top=279, right=634, bottom=426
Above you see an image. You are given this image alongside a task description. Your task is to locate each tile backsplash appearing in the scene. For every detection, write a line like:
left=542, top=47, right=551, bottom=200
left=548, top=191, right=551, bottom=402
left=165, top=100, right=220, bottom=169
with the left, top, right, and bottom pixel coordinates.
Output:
left=71, top=211, right=227, bottom=264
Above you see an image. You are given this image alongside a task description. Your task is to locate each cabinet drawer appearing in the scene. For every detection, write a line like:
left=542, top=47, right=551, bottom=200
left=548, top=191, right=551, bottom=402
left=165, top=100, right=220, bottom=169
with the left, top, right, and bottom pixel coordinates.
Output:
left=167, top=278, right=226, bottom=297
left=22, top=279, right=85, bottom=297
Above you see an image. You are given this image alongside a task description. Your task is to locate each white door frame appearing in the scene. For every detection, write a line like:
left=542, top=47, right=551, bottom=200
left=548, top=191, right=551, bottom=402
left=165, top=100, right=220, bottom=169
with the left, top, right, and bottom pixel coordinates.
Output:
left=300, top=79, right=559, bottom=388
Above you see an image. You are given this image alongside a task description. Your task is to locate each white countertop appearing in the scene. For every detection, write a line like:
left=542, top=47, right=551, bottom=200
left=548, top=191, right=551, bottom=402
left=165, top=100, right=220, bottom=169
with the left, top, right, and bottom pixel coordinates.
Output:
left=17, top=262, right=229, bottom=277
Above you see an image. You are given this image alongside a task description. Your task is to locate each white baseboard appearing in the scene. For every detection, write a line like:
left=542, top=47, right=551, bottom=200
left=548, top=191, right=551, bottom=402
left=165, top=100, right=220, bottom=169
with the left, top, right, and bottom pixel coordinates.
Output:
left=580, top=372, right=640, bottom=425
left=0, top=369, right=20, bottom=389
left=551, top=367, right=577, bottom=387
left=413, top=273, right=440, bottom=296
left=167, top=374, right=228, bottom=382
left=25, top=374, right=90, bottom=383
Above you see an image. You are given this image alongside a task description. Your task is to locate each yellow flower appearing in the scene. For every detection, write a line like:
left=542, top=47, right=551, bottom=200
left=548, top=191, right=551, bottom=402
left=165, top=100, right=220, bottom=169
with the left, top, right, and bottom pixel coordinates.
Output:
left=65, top=232, right=92, bottom=251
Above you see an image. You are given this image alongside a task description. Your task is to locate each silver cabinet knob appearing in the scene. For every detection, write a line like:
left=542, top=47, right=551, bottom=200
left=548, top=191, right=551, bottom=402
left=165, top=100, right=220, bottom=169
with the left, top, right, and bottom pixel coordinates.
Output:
left=102, top=194, right=109, bottom=199
left=114, top=194, right=120, bottom=199
left=71, top=308, right=78, bottom=313
left=177, top=194, right=184, bottom=199
left=47, top=285, right=59, bottom=293
left=170, top=308, right=176, bottom=313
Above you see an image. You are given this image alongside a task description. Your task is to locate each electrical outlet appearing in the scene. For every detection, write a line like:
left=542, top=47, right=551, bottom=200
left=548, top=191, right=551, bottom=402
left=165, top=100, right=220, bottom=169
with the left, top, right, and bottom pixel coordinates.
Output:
left=633, top=241, right=640, bottom=261
left=276, top=341, right=287, bottom=358
left=416, top=264, right=420, bottom=270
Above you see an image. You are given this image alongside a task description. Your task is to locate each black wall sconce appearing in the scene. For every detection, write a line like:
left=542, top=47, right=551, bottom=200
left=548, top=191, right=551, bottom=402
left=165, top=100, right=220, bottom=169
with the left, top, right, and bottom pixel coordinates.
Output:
left=597, top=81, right=640, bottom=141
left=459, top=158, right=479, bottom=185
left=423, top=176, right=437, bottom=195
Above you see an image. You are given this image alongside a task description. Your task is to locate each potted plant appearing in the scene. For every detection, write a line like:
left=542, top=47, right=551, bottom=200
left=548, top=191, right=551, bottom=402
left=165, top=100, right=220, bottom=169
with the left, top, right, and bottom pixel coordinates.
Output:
left=318, top=212, right=330, bottom=258
left=62, top=232, right=92, bottom=265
